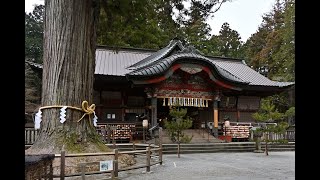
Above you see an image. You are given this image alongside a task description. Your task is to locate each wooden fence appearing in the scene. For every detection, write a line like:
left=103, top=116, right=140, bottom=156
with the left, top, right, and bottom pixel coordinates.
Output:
left=25, top=128, right=39, bottom=144
left=26, top=128, right=295, bottom=145
left=264, top=130, right=295, bottom=142
left=52, top=143, right=163, bottom=179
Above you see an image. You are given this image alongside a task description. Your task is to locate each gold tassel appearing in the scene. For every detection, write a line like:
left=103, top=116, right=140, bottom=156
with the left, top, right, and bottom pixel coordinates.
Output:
left=206, top=99, right=208, bottom=107
left=163, top=98, right=166, bottom=106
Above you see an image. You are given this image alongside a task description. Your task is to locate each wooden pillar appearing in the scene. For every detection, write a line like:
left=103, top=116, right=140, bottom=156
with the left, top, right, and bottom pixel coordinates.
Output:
left=121, top=91, right=125, bottom=121
left=113, top=149, right=119, bottom=177
left=212, top=101, right=219, bottom=137
left=60, top=150, right=65, bottom=180
left=237, top=110, right=240, bottom=122
left=151, top=97, right=157, bottom=128
left=146, top=147, right=151, bottom=172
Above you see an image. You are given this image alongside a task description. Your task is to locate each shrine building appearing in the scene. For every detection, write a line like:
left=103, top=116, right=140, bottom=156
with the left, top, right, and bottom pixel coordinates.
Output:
left=27, top=39, right=295, bottom=141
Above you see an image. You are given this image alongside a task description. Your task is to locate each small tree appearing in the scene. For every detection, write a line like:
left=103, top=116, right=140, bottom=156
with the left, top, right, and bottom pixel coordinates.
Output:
left=285, top=106, right=295, bottom=125
left=164, top=107, right=193, bottom=158
left=252, top=99, right=288, bottom=155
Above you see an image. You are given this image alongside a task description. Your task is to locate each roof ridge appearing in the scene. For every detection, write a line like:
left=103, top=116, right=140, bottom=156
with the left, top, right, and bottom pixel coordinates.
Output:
left=126, top=39, right=185, bottom=70
left=96, top=45, right=158, bottom=53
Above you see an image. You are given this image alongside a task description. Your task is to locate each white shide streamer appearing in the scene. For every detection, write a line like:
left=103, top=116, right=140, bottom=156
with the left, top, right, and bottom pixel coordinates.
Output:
left=59, top=106, right=68, bottom=124
left=93, top=112, right=98, bottom=127
left=34, top=109, right=42, bottom=130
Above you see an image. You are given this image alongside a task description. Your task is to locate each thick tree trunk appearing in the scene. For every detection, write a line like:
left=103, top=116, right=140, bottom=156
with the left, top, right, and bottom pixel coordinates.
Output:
left=26, top=0, right=107, bottom=154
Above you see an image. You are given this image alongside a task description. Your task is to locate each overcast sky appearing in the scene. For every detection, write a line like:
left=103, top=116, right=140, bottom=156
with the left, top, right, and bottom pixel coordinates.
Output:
left=25, top=0, right=275, bottom=42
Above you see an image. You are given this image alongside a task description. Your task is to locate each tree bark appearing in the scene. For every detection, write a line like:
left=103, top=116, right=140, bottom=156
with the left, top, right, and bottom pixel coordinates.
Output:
left=26, top=0, right=106, bottom=154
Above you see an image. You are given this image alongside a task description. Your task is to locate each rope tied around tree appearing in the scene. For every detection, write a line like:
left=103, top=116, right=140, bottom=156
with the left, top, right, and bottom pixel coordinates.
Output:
left=34, top=101, right=98, bottom=129
left=77, top=101, right=96, bottom=123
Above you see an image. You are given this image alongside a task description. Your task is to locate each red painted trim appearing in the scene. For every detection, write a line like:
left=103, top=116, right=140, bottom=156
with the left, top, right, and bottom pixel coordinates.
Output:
left=145, top=64, right=181, bottom=84
left=202, top=66, right=235, bottom=90
left=139, top=63, right=237, bottom=91
left=202, top=66, right=211, bottom=73
left=215, top=80, right=234, bottom=89
left=156, top=86, right=212, bottom=92
left=172, top=64, right=181, bottom=71
left=147, top=76, right=166, bottom=84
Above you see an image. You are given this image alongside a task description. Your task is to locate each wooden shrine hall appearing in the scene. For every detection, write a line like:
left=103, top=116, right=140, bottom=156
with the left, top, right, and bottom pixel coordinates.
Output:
left=27, top=39, right=294, bottom=141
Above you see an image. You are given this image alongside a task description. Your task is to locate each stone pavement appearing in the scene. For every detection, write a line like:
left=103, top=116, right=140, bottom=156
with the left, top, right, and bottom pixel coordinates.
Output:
left=64, top=151, right=294, bottom=180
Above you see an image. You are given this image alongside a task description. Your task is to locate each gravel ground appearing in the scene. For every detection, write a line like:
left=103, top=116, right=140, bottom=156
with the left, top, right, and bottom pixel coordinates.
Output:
left=64, top=151, right=295, bottom=180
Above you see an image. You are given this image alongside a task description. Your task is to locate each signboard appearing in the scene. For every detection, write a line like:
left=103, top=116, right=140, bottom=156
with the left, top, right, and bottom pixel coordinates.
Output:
left=100, top=160, right=113, bottom=171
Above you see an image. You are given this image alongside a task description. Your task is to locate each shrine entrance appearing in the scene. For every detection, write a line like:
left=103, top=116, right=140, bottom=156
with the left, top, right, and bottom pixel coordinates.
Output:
left=157, top=103, right=208, bottom=129
left=145, top=65, right=222, bottom=134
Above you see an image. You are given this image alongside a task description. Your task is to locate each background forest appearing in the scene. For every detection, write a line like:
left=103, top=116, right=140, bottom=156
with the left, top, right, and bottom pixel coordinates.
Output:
left=25, top=0, right=295, bottom=123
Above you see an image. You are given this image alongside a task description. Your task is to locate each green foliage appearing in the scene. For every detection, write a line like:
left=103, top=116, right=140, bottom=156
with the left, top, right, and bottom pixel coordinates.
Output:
left=252, top=98, right=289, bottom=144
left=25, top=4, right=44, bottom=63
left=97, top=0, right=231, bottom=49
left=252, top=99, right=285, bottom=123
left=243, top=0, right=295, bottom=81
left=285, top=106, right=295, bottom=118
left=206, top=22, right=244, bottom=58
left=25, top=5, right=44, bottom=112
left=164, top=107, right=193, bottom=143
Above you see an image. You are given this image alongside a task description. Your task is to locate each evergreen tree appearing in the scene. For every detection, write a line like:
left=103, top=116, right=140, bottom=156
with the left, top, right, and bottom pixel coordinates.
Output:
left=252, top=98, right=289, bottom=156
left=244, top=0, right=294, bottom=81
left=164, top=107, right=193, bottom=158
left=207, top=22, right=244, bottom=58
left=243, top=0, right=295, bottom=119
left=25, top=4, right=44, bottom=63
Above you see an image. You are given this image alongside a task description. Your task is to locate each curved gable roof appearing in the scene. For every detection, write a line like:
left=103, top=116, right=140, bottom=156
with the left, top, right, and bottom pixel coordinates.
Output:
left=26, top=40, right=295, bottom=89
left=127, top=52, right=247, bottom=85
left=127, top=39, right=184, bottom=70
left=125, top=41, right=294, bottom=88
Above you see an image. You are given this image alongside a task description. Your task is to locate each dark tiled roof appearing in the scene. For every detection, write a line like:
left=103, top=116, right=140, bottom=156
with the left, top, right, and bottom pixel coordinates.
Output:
left=95, top=47, right=153, bottom=76
left=127, top=40, right=184, bottom=70
left=128, top=52, right=246, bottom=83
left=26, top=41, right=294, bottom=88
left=207, top=59, right=294, bottom=87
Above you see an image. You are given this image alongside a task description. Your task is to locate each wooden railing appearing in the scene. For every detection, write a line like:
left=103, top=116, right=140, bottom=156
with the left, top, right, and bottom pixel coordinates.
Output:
left=52, top=143, right=163, bottom=179
left=266, top=130, right=295, bottom=142
left=25, top=128, right=39, bottom=145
